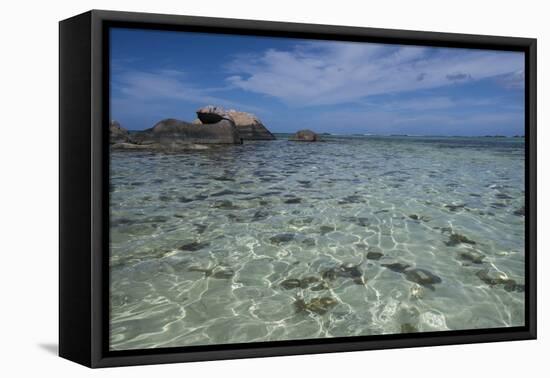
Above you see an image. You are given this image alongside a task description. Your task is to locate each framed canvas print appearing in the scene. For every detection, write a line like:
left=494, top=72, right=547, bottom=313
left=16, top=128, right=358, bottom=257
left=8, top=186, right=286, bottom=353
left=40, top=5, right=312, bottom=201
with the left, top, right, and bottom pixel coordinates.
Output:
left=59, top=10, right=536, bottom=368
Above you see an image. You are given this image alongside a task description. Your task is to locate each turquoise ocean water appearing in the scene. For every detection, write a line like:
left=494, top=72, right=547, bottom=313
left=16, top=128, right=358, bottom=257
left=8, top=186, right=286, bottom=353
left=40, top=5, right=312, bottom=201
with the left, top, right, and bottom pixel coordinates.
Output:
left=109, top=135, right=525, bottom=350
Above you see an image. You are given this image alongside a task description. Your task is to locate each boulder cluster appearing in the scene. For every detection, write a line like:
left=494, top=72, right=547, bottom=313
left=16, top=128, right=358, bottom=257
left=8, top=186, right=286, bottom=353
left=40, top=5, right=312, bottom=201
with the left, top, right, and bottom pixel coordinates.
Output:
left=110, top=106, right=279, bottom=151
left=110, top=106, right=324, bottom=151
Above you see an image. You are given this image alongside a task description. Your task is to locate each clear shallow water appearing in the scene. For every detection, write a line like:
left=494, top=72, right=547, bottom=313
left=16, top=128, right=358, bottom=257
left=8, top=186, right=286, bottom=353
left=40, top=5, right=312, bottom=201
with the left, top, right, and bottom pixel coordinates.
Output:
left=109, top=135, right=525, bottom=350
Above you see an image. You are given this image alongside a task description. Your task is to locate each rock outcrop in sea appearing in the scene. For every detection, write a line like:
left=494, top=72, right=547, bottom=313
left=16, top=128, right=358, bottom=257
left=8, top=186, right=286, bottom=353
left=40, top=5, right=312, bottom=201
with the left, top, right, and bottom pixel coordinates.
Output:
left=289, top=129, right=321, bottom=142
left=109, top=120, right=130, bottom=144
left=110, top=105, right=276, bottom=151
left=196, top=105, right=275, bottom=140
left=110, top=117, right=242, bottom=152
left=133, top=118, right=241, bottom=145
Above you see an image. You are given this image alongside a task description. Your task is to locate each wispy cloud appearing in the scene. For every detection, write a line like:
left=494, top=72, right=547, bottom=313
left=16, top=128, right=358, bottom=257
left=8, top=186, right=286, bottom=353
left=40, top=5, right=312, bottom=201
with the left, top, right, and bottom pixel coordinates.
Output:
left=368, top=95, right=504, bottom=112
left=226, top=41, right=524, bottom=106
left=496, top=69, right=525, bottom=89
left=112, top=69, right=265, bottom=113
left=446, top=72, right=472, bottom=82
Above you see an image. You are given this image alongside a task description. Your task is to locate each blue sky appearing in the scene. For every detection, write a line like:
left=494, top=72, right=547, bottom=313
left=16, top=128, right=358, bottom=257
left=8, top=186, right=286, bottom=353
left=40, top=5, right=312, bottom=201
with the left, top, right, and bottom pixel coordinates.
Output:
left=110, top=28, right=525, bottom=136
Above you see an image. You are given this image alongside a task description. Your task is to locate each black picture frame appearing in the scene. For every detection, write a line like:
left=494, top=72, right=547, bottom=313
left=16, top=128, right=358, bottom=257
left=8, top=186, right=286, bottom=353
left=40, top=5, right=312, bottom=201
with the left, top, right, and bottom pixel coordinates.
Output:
left=59, top=9, right=537, bottom=368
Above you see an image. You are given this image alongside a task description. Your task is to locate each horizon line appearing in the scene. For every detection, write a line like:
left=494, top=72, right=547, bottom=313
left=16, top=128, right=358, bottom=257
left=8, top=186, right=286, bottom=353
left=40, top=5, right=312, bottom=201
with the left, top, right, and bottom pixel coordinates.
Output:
left=123, top=128, right=525, bottom=138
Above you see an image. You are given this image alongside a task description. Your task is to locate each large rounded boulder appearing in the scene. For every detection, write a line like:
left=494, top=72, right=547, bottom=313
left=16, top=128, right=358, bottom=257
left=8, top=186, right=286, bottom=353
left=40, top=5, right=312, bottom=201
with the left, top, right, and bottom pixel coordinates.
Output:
left=289, top=129, right=321, bottom=142
left=225, top=110, right=275, bottom=140
left=196, top=105, right=275, bottom=140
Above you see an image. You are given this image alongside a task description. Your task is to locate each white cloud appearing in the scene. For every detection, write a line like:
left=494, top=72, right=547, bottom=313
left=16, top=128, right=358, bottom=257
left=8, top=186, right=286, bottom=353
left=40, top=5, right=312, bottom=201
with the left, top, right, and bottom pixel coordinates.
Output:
left=226, top=41, right=524, bottom=106
left=112, top=69, right=265, bottom=113
left=368, top=95, right=503, bottom=112
left=497, top=69, right=525, bottom=89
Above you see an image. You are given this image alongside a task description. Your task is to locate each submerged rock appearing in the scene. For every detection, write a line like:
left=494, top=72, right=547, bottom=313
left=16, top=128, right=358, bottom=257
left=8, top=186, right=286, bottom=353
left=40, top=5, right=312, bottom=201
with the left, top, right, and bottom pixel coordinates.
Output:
left=366, top=250, right=384, bottom=260
left=252, top=210, right=270, bottom=221
left=459, top=250, right=485, bottom=264
left=475, top=269, right=524, bottom=292
left=310, top=281, right=329, bottom=291
left=408, top=214, right=431, bottom=222
left=226, top=213, right=247, bottom=222
left=513, top=206, right=525, bottom=216
left=210, top=189, right=242, bottom=197
left=289, top=217, right=314, bottom=227
left=194, top=223, right=207, bottom=234
left=340, top=262, right=363, bottom=278
left=294, top=296, right=338, bottom=315
left=381, top=262, right=411, bottom=273
left=289, top=129, right=321, bottom=142
left=302, top=238, right=316, bottom=247
left=145, top=215, right=170, bottom=223
left=210, top=267, right=235, bottom=279
left=401, top=323, right=419, bottom=333
left=284, top=198, right=302, bottom=204
left=211, top=200, right=240, bottom=210
left=444, top=204, right=466, bottom=212
left=321, top=269, right=337, bottom=281
left=475, top=269, right=499, bottom=285
left=496, top=193, right=513, bottom=200
left=404, top=268, right=442, bottom=290
left=321, top=263, right=365, bottom=283
left=338, top=195, right=364, bottom=204
left=320, top=225, right=336, bottom=235
left=179, top=241, right=210, bottom=251
left=188, top=266, right=212, bottom=275
left=301, top=276, right=321, bottom=285
left=212, top=176, right=235, bottom=182
left=269, top=233, right=295, bottom=244
left=341, top=216, right=370, bottom=227
left=445, top=233, right=476, bottom=246
left=281, top=276, right=322, bottom=290
left=281, top=278, right=302, bottom=289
